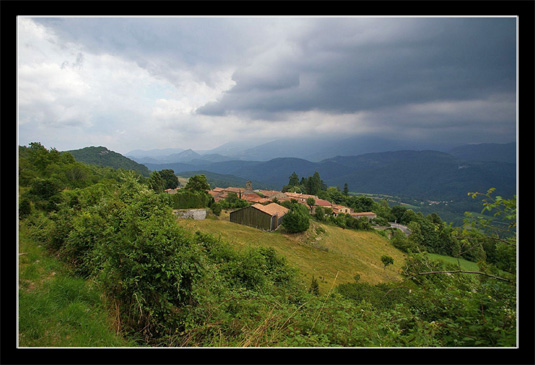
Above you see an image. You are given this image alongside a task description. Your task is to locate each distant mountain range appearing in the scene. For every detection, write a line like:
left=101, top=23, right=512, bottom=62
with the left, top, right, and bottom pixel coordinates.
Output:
left=67, top=142, right=516, bottom=202
left=126, top=136, right=459, bottom=164
left=127, top=138, right=516, bottom=165
left=144, top=147, right=516, bottom=201
left=447, top=142, right=516, bottom=164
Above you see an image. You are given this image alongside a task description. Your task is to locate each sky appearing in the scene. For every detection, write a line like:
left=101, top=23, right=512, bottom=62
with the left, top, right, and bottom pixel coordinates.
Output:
left=17, top=16, right=517, bottom=155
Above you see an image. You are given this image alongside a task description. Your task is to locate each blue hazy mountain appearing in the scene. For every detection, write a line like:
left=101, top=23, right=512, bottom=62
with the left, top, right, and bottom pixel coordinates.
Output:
left=448, top=142, right=516, bottom=164
left=145, top=148, right=516, bottom=201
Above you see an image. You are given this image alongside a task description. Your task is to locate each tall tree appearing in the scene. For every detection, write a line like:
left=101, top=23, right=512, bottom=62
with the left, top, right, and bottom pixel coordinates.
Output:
left=343, top=183, right=349, bottom=196
left=308, top=171, right=322, bottom=195
left=306, top=197, right=316, bottom=213
left=159, top=169, right=179, bottom=189
left=288, top=172, right=299, bottom=186
left=185, top=174, right=210, bottom=193
left=148, top=171, right=165, bottom=193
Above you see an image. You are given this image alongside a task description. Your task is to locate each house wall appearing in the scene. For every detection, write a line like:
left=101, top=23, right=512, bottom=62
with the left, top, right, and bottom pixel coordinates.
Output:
left=230, top=206, right=273, bottom=231
left=174, top=209, right=207, bottom=220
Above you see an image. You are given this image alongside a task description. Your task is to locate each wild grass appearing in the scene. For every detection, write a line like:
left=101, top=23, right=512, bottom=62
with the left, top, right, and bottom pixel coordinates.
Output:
left=177, top=216, right=407, bottom=294
left=18, top=226, right=135, bottom=347
left=426, top=253, right=480, bottom=272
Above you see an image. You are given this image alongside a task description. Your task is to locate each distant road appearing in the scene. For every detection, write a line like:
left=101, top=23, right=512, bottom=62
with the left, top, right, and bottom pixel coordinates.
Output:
left=390, top=223, right=411, bottom=236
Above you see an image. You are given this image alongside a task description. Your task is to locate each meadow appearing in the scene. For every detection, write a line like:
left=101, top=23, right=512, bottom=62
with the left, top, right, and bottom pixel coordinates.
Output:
left=177, top=211, right=407, bottom=294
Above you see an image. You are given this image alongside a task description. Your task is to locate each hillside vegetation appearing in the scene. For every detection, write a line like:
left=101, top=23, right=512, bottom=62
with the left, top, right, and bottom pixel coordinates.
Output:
left=66, top=146, right=151, bottom=177
left=18, top=143, right=517, bottom=349
left=178, top=216, right=406, bottom=293
left=145, top=150, right=516, bottom=201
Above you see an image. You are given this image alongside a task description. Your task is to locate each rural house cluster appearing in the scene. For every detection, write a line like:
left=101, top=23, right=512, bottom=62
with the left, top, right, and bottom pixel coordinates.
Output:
left=203, top=182, right=377, bottom=231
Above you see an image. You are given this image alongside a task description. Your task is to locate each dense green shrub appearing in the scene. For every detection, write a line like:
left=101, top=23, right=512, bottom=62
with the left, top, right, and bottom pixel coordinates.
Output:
left=170, top=189, right=211, bottom=209
left=18, top=145, right=517, bottom=348
left=282, top=204, right=310, bottom=233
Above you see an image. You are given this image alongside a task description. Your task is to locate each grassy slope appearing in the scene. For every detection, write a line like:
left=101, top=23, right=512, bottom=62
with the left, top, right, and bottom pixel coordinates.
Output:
left=18, top=226, right=135, bottom=347
left=177, top=212, right=407, bottom=294
left=426, top=253, right=480, bottom=272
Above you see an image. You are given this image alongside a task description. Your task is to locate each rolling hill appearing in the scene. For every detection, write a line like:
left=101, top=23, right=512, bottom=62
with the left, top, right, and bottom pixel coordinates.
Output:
left=70, top=144, right=516, bottom=202
left=65, top=146, right=151, bottom=177
left=176, top=170, right=276, bottom=190
left=146, top=150, right=516, bottom=201
left=177, top=216, right=407, bottom=294
left=448, top=142, right=516, bottom=164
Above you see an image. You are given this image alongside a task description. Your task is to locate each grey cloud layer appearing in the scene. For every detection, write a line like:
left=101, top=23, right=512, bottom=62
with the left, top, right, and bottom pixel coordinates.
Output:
left=24, top=17, right=517, bottom=151
left=197, top=18, right=516, bottom=118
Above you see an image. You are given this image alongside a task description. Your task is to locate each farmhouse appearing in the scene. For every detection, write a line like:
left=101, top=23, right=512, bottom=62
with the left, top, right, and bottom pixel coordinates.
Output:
left=209, top=186, right=271, bottom=204
left=332, top=204, right=352, bottom=215
left=350, top=212, right=377, bottom=220
left=230, top=203, right=289, bottom=231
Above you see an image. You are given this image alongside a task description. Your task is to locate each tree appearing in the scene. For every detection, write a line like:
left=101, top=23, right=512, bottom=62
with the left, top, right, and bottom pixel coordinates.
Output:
left=314, top=206, right=325, bottom=221
left=308, top=172, right=322, bottom=195
left=381, top=255, right=394, bottom=270
left=306, top=197, right=316, bottom=213
left=400, top=209, right=417, bottom=225
left=350, top=196, right=374, bottom=212
left=221, top=192, right=248, bottom=209
left=282, top=204, right=310, bottom=233
left=148, top=171, right=165, bottom=193
left=159, top=169, right=179, bottom=189
left=326, top=186, right=345, bottom=204
left=391, top=205, right=408, bottom=223
left=185, top=174, right=210, bottom=193
left=288, top=172, right=300, bottom=186
left=210, top=202, right=222, bottom=216
left=343, top=183, right=349, bottom=196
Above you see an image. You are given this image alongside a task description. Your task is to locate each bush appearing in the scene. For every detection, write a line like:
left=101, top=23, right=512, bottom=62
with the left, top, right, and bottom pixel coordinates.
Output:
left=210, top=202, right=222, bottom=216
left=19, top=198, right=32, bottom=219
left=391, top=231, right=417, bottom=253
left=282, top=206, right=310, bottom=233
left=170, top=190, right=211, bottom=209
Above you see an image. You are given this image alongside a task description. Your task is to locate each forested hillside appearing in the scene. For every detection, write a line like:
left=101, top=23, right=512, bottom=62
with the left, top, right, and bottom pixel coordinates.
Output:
left=145, top=150, right=516, bottom=202
left=18, top=143, right=517, bottom=349
left=66, top=146, right=151, bottom=177
left=448, top=142, right=516, bottom=164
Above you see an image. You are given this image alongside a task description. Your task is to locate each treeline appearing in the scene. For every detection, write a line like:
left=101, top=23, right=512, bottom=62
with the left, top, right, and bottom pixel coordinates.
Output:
left=18, top=143, right=517, bottom=347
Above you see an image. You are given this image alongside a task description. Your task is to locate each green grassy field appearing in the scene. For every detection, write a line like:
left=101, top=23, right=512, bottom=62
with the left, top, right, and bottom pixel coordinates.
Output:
left=18, top=226, right=136, bottom=347
left=426, top=253, right=480, bottom=271
left=177, top=212, right=407, bottom=294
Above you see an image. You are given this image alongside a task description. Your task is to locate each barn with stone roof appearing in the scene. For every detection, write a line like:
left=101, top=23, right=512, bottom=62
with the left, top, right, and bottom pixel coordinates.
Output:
left=229, top=203, right=289, bottom=231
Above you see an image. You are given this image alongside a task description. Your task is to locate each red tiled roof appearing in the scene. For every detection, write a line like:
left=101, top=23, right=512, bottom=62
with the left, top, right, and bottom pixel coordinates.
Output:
left=252, top=203, right=289, bottom=217
left=258, top=190, right=287, bottom=198
left=242, top=193, right=271, bottom=204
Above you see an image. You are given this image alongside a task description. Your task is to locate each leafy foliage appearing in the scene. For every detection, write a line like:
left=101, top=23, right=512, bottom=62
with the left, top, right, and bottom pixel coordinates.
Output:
left=184, top=174, right=210, bottom=192
left=18, top=145, right=517, bottom=347
left=282, top=202, right=310, bottom=233
left=66, top=146, right=151, bottom=177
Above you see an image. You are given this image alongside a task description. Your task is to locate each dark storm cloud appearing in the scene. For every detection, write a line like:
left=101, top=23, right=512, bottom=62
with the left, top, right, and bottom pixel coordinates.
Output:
left=32, top=17, right=271, bottom=88
left=23, top=16, right=516, bottom=151
left=196, top=17, right=516, bottom=117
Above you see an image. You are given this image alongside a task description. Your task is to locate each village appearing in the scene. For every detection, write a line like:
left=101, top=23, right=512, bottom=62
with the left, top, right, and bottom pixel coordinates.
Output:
left=166, top=180, right=377, bottom=232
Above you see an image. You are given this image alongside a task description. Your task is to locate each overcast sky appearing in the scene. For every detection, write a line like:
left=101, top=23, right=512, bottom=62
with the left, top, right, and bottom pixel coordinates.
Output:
left=17, top=16, right=517, bottom=155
